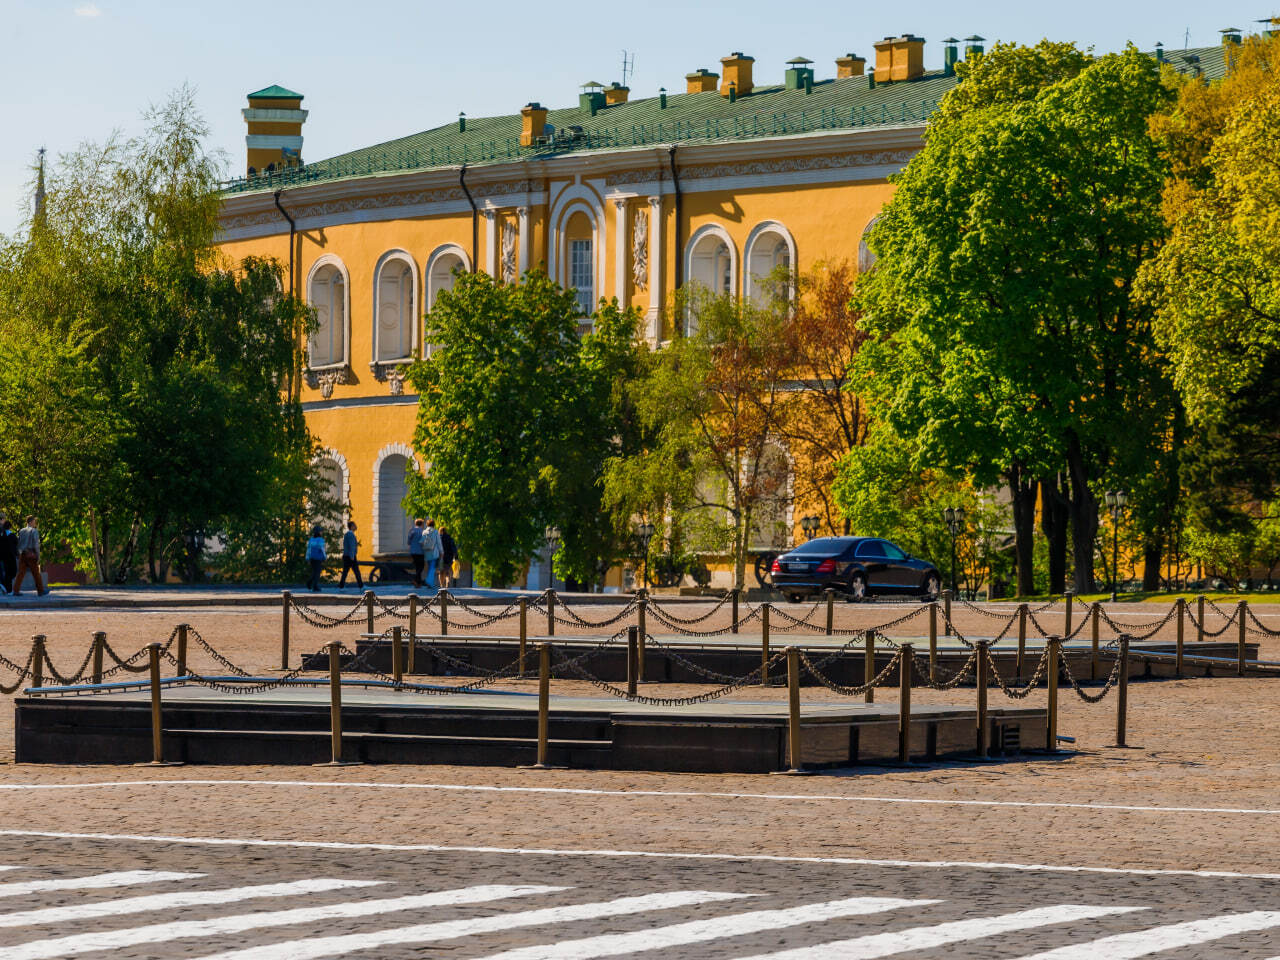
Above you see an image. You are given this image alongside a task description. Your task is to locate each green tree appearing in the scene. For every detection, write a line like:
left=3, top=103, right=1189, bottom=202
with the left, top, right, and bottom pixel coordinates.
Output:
left=855, top=43, right=1175, bottom=594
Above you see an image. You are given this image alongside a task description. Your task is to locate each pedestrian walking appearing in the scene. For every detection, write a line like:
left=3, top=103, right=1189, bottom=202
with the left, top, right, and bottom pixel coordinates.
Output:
left=422, top=518, right=442, bottom=591
left=438, top=526, right=457, bottom=589
left=0, top=519, right=16, bottom=595
left=408, top=518, right=425, bottom=587
left=339, top=520, right=363, bottom=589
left=13, top=516, right=46, bottom=597
left=305, top=524, right=326, bottom=592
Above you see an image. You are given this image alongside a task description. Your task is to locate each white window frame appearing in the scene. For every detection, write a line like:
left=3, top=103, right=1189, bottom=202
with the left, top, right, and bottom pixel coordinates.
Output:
left=683, top=223, right=738, bottom=334
left=305, top=255, right=350, bottom=370
left=372, top=250, right=419, bottom=365
left=569, top=238, right=594, bottom=316
left=423, top=243, right=472, bottom=358
left=743, top=220, right=797, bottom=305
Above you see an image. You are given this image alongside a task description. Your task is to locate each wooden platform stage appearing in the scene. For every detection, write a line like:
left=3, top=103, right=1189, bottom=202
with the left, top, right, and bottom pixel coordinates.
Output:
left=14, top=683, right=1047, bottom=774
left=320, top=633, right=1257, bottom=685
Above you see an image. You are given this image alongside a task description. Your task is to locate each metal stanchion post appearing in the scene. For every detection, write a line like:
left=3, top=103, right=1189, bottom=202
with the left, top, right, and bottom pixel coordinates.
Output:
left=942, top=590, right=952, bottom=633
left=626, top=626, right=639, bottom=698
left=364, top=590, right=375, bottom=636
left=546, top=589, right=556, bottom=637
left=1046, top=636, right=1060, bottom=753
left=760, top=604, right=770, bottom=685
left=318, top=641, right=358, bottom=766
left=91, top=632, right=105, bottom=685
left=732, top=589, right=740, bottom=635
left=928, top=601, right=938, bottom=684
left=176, top=624, right=188, bottom=678
left=1238, top=600, right=1248, bottom=676
left=1064, top=589, right=1074, bottom=638
left=864, top=632, right=875, bottom=704
left=1090, top=605, right=1100, bottom=681
left=529, top=643, right=551, bottom=769
left=1196, top=596, right=1205, bottom=643
left=31, top=635, right=44, bottom=690
left=407, top=594, right=418, bottom=674
left=637, top=592, right=647, bottom=681
left=898, top=643, right=913, bottom=762
left=1017, top=603, right=1027, bottom=681
left=140, top=642, right=181, bottom=767
left=825, top=589, right=834, bottom=636
left=1175, top=598, right=1185, bottom=677
left=518, top=597, right=528, bottom=678
left=975, top=640, right=989, bottom=758
left=281, top=591, right=291, bottom=670
left=440, top=590, right=449, bottom=637
left=786, top=646, right=803, bottom=773
left=1116, top=635, right=1130, bottom=747
left=392, top=625, right=404, bottom=686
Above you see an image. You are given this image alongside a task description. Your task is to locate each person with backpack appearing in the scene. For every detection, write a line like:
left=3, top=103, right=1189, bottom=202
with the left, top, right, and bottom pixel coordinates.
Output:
left=422, top=518, right=442, bottom=592
left=305, top=524, right=326, bottom=592
left=408, top=518, right=425, bottom=587
left=14, top=516, right=46, bottom=597
left=339, top=520, right=363, bottom=589
left=438, top=526, right=457, bottom=589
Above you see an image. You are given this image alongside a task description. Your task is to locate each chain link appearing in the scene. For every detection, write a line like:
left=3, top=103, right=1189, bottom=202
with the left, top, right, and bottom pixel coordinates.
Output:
left=984, top=645, right=1051, bottom=699
left=290, top=598, right=368, bottom=629
left=798, top=646, right=903, bottom=696
left=554, top=643, right=787, bottom=706
left=911, top=648, right=979, bottom=690
left=1059, top=649, right=1122, bottom=703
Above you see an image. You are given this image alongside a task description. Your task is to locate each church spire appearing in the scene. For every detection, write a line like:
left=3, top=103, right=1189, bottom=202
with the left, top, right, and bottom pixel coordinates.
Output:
left=33, top=147, right=47, bottom=228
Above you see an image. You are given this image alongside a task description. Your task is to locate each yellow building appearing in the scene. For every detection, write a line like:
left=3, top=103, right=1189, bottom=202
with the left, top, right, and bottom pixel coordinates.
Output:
left=215, top=39, right=1222, bottom=587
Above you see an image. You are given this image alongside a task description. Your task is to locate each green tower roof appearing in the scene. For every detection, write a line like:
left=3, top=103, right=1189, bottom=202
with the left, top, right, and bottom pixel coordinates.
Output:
left=247, top=84, right=304, bottom=100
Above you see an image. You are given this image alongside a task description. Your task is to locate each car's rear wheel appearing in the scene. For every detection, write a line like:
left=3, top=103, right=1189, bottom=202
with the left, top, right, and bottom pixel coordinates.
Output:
left=786, top=593, right=803, bottom=604
left=922, top=573, right=941, bottom=601
left=847, top=571, right=867, bottom=602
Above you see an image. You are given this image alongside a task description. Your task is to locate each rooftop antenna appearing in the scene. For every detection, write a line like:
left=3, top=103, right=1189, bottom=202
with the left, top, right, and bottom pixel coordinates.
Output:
left=1184, top=26, right=1191, bottom=50
left=621, top=50, right=635, bottom=87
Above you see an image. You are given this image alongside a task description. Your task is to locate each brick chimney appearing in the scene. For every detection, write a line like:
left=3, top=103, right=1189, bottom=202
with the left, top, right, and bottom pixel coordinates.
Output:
left=872, top=35, right=926, bottom=82
left=605, top=82, right=630, bottom=105
left=835, top=53, right=867, bottom=78
left=243, top=85, right=306, bottom=177
left=520, top=103, right=548, bottom=147
left=685, top=68, right=719, bottom=93
left=720, top=52, right=754, bottom=97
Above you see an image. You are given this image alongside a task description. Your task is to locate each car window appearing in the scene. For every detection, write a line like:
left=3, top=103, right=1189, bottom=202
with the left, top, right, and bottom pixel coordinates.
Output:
left=881, top=540, right=907, bottom=561
left=854, top=540, right=885, bottom=558
left=788, top=537, right=850, bottom=556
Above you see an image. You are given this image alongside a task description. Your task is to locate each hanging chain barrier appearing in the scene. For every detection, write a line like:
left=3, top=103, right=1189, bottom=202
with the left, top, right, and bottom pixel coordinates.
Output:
left=984, top=645, right=1052, bottom=700
left=798, top=646, right=903, bottom=697
left=911, top=647, right=980, bottom=690
left=1245, top=606, right=1280, bottom=637
left=1186, top=601, right=1240, bottom=637
left=1059, top=645, right=1124, bottom=703
left=289, top=597, right=369, bottom=629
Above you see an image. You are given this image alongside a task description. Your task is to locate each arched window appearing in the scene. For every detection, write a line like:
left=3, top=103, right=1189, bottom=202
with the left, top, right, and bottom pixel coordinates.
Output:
left=375, top=453, right=416, bottom=557
left=688, top=228, right=736, bottom=298
left=744, top=222, right=796, bottom=305
left=307, top=261, right=347, bottom=368
left=424, top=245, right=471, bottom=357
left=858, top=217, right=881, bottom=274
left=313, top=456, right=346, bottom=530
left=564, top=210, right=595, bottom=316
left=749, top=443, right=793, bottom=550
left=374, top=254, right=416, bottom=363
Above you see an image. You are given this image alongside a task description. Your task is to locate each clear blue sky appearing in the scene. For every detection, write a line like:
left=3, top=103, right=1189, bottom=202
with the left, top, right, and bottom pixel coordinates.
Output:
left=0, top=0, right=1266, bottom=236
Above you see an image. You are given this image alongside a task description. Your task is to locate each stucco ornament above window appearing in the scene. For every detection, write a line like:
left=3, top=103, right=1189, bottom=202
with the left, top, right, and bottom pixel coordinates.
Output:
left=305, top=365, right=352, bottom=399
left=632, top=207, right=648, bottom=291
left=501, top=220, right=517, bottom=283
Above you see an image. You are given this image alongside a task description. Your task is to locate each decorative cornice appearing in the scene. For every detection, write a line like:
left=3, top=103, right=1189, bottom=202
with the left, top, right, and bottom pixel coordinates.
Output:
left=605, top=149, right=916, bottom=187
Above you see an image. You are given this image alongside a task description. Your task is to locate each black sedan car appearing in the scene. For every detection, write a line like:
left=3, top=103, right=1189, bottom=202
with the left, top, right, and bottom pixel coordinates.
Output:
left=769, top=536, right=941, bottom=602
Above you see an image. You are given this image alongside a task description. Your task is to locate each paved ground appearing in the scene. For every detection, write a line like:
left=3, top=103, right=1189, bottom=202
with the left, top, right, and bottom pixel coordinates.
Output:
left=0, top=599, right=1278, bottom=957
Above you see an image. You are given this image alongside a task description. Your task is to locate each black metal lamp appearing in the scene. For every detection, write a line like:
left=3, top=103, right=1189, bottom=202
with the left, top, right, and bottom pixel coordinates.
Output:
left=1104, top=491, right=1128, bottom=601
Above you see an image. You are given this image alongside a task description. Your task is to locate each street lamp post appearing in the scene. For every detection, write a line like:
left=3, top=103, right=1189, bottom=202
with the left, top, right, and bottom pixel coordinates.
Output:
left=943, top=506, right=966, bottom=597
left=800, top=515, right=820, bottom=541
left=634, top=520, right=655, bottom=589
left=544, top=524, right=561, bottom=589
left=1103, top=491, right=1128, bottom=602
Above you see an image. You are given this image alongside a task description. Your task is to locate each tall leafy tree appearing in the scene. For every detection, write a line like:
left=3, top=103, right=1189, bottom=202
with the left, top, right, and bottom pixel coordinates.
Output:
left=855, top=43, right=1174, bottom=593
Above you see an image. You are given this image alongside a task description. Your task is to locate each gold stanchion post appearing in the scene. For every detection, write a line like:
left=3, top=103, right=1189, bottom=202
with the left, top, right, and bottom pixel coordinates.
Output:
left=407, top=593, right=418, bottom=674
left=1090, top=604, right=1100, bottom=681
left=1116, top=635, right=1130, bottom=747
left=139, top=642, right=181, bottom=767
left=1238, top=600, right=1248, bottom=676
left=318, top=641, right=359, bottom=766
left=864, top=632, right=875, bottom=704
left=364, top=590, right=375, bottom=636
left=546, top=589, right=556, bottom=637
left=942, top=590, right=952, bottom=634
left=1064, top=589, right=1073, bottom=637
left=732, top=588, right=740, bottom=635
left=91, top=632, right=105, bottom=685
left=825, top=589, right=834, bottom=636
left=928, top=601, right=938, bottom=684
left=1046, top=636, right=1061, bottom=753
left=975, top=640, right=989, bottom=758
left=31, top=635, right=44, bottom=690
left=392, top=625, right=404, bottom=686
left=1016, top=603, right=1027, bottom=681
left=786, top=646, right=803, bottom=773
left=531, top=642, right=551, bottom=768
left=637, top=591, right=647, bottom=681
left=518, top=597, right=528, bottom=678
left=281, top=591, right=291, bottom=670
left=760, top=604, right=770, bottom=685
left=1196, top=596, right=1205, bottom=643
left=176, top=623, right=188, bottom=678
left=440, top=590, right=449, bottom=636
left=626, top=626, right=638, bottom=698
left=1175, top=598, right=1185, bottom=677
left=898, top=643, right=913, bottom=762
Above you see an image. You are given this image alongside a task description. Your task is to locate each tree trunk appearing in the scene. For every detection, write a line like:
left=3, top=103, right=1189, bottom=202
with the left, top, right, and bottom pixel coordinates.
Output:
left=1065, top=433, right=1098, bottom=593
left=1142, top=539, right=1162, bottom=591
left=1006, top=465, right=1038, bottom=597
left=1040, top=472, right=1070, bottom=594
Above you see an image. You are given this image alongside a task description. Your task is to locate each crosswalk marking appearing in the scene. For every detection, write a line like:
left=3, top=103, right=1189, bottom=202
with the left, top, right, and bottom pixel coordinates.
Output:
left=0, top=870, right=201, bottom=899
left=194, top=890, right=754, bottom=960
left=733, top=903, right=1147, bottom=959
left=0, top=877, right=383, bottom=929
left=2, top=883, right=564, bottom=960
left=1011, top=911, right=1280, bottom=959
left=468, top=896, right=938, bottom=960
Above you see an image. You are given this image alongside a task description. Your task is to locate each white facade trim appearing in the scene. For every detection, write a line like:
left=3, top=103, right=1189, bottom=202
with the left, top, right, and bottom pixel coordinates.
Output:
left=613, top=198, right=628, bottom=308
left=743, top=220, right=797, bottom=303
left=242, top=108, right=308, bottom=123
left=245, top=134, right=304, bottom=151
left=371, top=442, right=420, bottom=557
left=305, top=253, right=351, bottom=370
left=684, top=221, right=738, bottom=299
left=312, top=448, right=351, bottom=526
left=483, top=209, right=498, bottom=277
left=646, top=195, right=663, bottom=340
left=549, top=184, right=606, bottom=309
left=371, top=249, right=420, bottom=364
left=516, top=206, right=530, bottom=278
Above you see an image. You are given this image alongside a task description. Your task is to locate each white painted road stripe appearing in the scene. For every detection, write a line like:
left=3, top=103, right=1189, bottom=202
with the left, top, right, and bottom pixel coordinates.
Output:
left=0, top=870, right=200, bottom=898
left=2, top=779, right=1277, bottom=817
left=470, top=897, right=936, bottom=960
left=0, top=877, right=383, bottom=929
left=194, top=891, right=752, bottom=960
left=2, top=828, right=1277, bottom=881
left=735, top=904, right=1147, bottom=959
left=1, top=884, right=562, bottom=960
left=1012, top=911, right=1280, bottom=959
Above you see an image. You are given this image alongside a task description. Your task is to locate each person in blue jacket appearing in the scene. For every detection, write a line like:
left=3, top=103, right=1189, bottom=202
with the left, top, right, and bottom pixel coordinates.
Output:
left=306, top=524, right=326, bottom=592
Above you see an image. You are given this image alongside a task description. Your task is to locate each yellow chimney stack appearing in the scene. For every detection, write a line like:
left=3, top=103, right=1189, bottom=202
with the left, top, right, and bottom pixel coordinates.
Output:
left=835, top=53, right=867, bottom=78
left=243, top=85, right=306, bottom=177
left=872, top=35, right=926, bottom=82
left=520, top=102, right=548, bottom=147
left=719, top=52, right=754, bottom=97
left=686, top=68, right=719, bottom=93
left=605, top=82, right=630, bottom=105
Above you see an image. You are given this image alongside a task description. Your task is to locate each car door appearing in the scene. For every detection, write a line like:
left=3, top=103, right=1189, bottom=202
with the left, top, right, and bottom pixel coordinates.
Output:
left=853, top=539, right=893, bottom=590
left=878, top=539, right=916, bottom=591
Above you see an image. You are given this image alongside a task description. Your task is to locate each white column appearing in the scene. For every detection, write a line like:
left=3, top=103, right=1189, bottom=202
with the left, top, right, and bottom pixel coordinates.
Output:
left=484, top=209, right=497, bottom=277
left=516, top=206, right=530, bottom=279
left=646, top=195, right=663, bottom=341
left=613, top=198, right=628, bottom=309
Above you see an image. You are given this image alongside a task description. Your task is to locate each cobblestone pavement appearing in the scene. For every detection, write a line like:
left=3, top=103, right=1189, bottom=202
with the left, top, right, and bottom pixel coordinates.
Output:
left=0, top=833, right=1276, bottom=958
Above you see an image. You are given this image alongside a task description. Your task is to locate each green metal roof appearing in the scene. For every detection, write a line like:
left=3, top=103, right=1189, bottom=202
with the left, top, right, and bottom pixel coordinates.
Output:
left=247, top=84, right=304, bottom=100
left=224, top=45, right=1228, bottom=196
